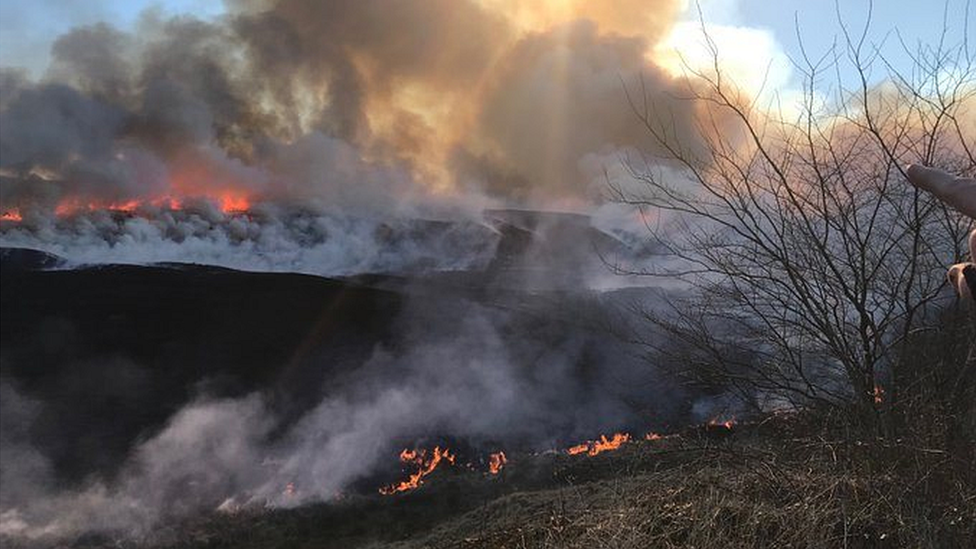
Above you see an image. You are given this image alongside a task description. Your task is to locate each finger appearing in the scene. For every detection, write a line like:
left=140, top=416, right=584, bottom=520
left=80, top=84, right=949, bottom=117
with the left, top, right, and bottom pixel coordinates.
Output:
left=905, top=164, right=976, bottom=219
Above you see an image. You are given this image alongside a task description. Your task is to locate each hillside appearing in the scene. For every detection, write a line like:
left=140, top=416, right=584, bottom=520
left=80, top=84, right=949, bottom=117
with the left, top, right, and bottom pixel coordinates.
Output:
left=2, top=247, right=972, bottom=548
left=13, top=413, right=971, bottom=549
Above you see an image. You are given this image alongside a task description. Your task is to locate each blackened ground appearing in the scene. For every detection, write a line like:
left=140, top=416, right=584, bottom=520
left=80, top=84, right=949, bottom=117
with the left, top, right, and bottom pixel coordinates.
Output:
left=1, top=253, right=402, bottom=481
left=0, top=246, right=681, bottom=487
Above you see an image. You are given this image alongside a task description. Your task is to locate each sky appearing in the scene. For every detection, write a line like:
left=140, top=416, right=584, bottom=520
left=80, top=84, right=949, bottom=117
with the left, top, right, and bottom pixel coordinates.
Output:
left=0, top=0, right=225, bottom=76
left=654, top=0, right=973, bottom=114
left=1, top=0, right=970, bottom=92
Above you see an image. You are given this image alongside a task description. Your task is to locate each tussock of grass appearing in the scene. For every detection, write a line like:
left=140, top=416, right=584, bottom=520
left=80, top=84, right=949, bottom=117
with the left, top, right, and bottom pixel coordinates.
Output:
left=406, top=435, right=973, bottom=548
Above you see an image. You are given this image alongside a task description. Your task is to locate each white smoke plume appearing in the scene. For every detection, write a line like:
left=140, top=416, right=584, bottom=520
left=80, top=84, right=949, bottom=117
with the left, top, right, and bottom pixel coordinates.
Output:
left=0, top=292, right=676, bottom=541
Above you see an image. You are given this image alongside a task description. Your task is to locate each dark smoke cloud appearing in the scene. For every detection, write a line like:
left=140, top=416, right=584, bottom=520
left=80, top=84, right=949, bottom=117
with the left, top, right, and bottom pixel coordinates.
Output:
left=0, top=0, right=696, bottom=215
left=47, top=22, right=133, bottom=101
left=0, top=0, right=707, bottom=282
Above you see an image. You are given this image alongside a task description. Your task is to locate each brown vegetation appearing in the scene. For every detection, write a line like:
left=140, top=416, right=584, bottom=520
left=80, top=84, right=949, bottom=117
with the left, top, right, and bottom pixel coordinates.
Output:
left=106, top=405, right=972, bottom=549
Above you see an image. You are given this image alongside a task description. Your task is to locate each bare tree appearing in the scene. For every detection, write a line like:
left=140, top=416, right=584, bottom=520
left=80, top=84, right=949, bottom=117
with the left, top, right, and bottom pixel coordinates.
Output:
left=611, top=7, right=974, bottom=430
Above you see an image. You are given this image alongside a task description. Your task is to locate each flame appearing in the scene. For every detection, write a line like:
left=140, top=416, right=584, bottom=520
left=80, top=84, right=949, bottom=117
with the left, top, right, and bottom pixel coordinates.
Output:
left=94, top=199, right=143, bottom=213
left=566, top=433, right=631, bottom=456
left=488, top=451, right=507, bottom=475
left=216, top=192, right=251, bottom=213
left=644, top=432, right=662, bottom=441
left=380, top=446, right=456, bottom=495
left=1, top=210, right=21, bottom=222
left=707, top=416, right=735, bottom=430
left=46, top=190, right=251, bottom=218
left=54, top=199, right=84, bottom=217
left=873, top=385, right=885, bottom=405
left=31, top=166, right=257, bottom=217
left=566, top=442, right=590, bottom=455
left=283, top=482, right=297, bottom=498
left=590, top=433, right=631, bottom=454
left=53, top=197, right=156, bottom=216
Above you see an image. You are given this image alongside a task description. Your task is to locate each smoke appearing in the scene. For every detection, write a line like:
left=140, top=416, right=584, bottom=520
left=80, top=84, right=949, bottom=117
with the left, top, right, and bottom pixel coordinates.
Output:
left=0, top=0, right=701, bottom=217
left=0, top=386, right=280, bottom=538
left=0, top=0, right=721, bottom=279
left=0, top=1, right=723, bottom=542
left=0, top=205, right=501, bottom=276
left=0, top=290, right=678, bottom=541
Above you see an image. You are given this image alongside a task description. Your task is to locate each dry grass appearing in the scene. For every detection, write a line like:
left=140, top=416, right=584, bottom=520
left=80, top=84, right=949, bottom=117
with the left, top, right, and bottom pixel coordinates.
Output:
left=147, top=311, right=971, bottom=549
left=13, top=412, right=973, bottom=549
left=394, top=419, right=975, bottom=549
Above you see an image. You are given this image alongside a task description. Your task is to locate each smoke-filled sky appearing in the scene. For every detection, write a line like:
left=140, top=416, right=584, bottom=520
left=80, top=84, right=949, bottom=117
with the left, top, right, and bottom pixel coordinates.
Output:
left=2, top=0, right=970, bottom=214
left=0, top=0, right=972, bottom=275
left=3, top=1, right=969, bottom=90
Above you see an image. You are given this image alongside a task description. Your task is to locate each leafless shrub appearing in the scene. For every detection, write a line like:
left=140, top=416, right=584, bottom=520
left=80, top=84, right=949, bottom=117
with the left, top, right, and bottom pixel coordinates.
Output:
left=611, top=5, right=975, bottom=432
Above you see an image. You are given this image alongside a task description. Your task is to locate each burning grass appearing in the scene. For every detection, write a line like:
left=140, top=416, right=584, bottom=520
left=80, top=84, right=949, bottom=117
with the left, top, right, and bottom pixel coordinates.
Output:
left=380, top=447, right=457, bottom=495
left=395, top=417, right=975, bottom=548
left=565, top=432, right=632, bottom=457
left=488, top=452, right=507, bottom=475
left=65, top=412, right=972, bottom=549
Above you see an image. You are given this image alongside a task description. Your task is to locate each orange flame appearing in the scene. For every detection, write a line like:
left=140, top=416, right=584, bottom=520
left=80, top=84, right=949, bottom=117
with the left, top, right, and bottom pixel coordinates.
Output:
left=488, top=451, right=507, bottom=475
left=1, top=210, right=22, bottom=222
left=54, top=199, right=84, bottom=217
left=54, top=197, right=140, bottom=216
left=50, top=192, right=250, bottom=217
left=644, top=432, right=662, bottom=441
left=104, top=200, right=142, bottom=213
left=566, top=433, right=631, bottom=456
left=566, top=442, right=590, bottom=455
left=380, top=446, right=456, bottom=495
left=46, top=163, right=254, bottom=219
left=216, top=192, right=251, bottom=213
left=707, top=416, right=736, bottom=430
left=873, top=385, right=884, bottom=405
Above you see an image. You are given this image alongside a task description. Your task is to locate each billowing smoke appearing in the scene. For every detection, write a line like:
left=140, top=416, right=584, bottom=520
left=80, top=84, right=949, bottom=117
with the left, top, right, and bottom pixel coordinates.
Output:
left=0, top=0, right=714, bottom=274
left=0, top=0, right=697, bottom=214
left=0, top=204, right=501, bottom=276
left=0, top=0, right=715, bottom=542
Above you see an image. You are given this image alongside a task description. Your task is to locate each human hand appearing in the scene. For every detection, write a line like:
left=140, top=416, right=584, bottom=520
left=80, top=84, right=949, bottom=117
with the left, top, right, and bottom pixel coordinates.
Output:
left=946, top=229, right=976, bottom=302
left=905, top=165, right=976, bottom=301
left=905, top=164, right=976, bottom=219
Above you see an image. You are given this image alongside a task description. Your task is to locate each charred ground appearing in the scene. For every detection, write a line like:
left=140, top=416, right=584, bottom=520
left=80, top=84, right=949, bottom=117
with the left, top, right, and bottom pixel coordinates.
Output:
left=0, top=228, right=682, bottom=493
left=1, top=235, right=973, bottom=548
left=1, top=251, right=402, bottom=481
